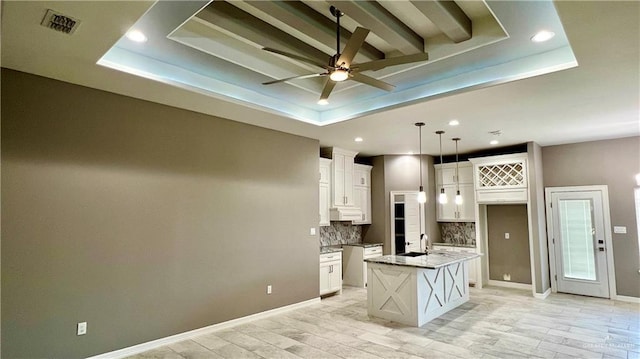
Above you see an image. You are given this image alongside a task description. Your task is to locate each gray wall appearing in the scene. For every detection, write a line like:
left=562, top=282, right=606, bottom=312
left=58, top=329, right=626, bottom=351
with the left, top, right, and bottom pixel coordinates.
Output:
left=487, top=205, right=532, bottom=284
left=542, top=136, right=640, bottom=297
left=364, top=155, right=438, bottom=253
left=1, top=69, right=320, bottom=358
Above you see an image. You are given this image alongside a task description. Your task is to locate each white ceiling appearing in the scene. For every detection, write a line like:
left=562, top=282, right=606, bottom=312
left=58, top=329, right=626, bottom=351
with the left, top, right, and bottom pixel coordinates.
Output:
left=1, top=1, right=639, bottom=157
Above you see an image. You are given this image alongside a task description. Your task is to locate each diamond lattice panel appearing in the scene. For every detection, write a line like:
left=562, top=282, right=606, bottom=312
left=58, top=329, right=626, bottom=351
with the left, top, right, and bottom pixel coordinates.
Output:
left=477, top=162, right=525, bottom=188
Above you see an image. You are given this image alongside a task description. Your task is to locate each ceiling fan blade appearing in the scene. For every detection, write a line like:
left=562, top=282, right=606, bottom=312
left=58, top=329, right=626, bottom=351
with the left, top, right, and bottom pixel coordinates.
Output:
left=350, top=73, right=395, bottom=92
left=263, top=73, right=325, bottom=85
left=320, top=77, right=337, bottom=100
left=353, top=52, right=430, bottom=72
left=337, top=27, right=370, bottom=68
left=262, top=47, right=328, bottom=69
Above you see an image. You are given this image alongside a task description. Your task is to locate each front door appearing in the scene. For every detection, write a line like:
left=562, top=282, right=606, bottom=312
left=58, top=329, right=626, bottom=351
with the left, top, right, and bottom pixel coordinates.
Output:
left=548, top=188, right=610, bottom=298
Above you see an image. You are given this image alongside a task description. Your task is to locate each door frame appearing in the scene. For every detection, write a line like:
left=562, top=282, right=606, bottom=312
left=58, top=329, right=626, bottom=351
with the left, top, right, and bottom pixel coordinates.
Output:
left=545, top=185, right=617, bottom=298
left=389, top=191, right=425, bottom=255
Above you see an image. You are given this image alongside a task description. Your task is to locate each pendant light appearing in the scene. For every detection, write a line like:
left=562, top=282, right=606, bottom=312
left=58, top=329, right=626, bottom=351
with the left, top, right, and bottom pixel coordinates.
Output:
left=436, top=130, right=448, bottom=204
left=416, top=122, right=426, bottom=204
left=453, top=138, right=463, bottom=205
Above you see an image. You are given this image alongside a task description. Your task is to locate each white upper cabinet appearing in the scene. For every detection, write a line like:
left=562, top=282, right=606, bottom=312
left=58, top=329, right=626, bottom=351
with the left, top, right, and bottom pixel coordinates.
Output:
left=330, top=149, right=357, bottom=208
left=353, top=164, right=372, bottom=224
left=435, top=161, right=476, bottom=222
left=436, top=162, right=473, bottom=185
left=470, top=154, right=528, bottom=203
left=319, top=158, right=331, bottom=227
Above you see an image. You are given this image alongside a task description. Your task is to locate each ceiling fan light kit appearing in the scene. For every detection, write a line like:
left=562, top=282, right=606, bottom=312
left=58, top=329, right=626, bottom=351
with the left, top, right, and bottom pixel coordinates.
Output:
left=261, top=6, right=429, bottom=102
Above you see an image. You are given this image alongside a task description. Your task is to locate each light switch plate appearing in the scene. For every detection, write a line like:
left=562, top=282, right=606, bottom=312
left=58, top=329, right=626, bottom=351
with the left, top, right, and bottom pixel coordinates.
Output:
left=613, top=226, right=627, bottom=234
left=77, top=322, right=87, bottom=336
left=504, top=233, right=510, bottom=239
left=310, top=227, right=316, bottom=235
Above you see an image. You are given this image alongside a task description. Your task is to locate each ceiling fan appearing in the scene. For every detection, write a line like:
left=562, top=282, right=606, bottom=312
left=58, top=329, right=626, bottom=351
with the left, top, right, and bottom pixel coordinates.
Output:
left=261, top=6, right=430, bottom=102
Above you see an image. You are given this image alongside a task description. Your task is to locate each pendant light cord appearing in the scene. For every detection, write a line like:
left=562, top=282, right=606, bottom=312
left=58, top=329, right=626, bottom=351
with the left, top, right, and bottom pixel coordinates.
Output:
left=419, top=126, right=423, bottom=189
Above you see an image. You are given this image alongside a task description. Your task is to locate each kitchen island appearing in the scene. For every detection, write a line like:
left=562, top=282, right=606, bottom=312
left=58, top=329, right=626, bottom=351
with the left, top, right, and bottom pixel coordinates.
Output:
left=365, top=251, right=480, bottom=327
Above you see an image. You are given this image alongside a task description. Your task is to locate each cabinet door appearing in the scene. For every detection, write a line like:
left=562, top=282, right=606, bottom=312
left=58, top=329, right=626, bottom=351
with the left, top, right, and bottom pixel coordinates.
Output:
left=352, top=186, right=370, bottom=224
left=319, top=159, right=331, bottom=184
left=332, top=154, right=346, bottom=206
left=319, top=183, right=330, bottom=226
left=319, top=262, right=331, bottom=295
left=329, top=261, right=342, bottom=293
left=457, top=184, right=476, bottom=221
left=457, top=163, right=474, bottom=184
left=436, top=185, right=457, bottom=221
left=354, top=166, right=370, bottom=187
left=343, top=156, right=355, bottom=206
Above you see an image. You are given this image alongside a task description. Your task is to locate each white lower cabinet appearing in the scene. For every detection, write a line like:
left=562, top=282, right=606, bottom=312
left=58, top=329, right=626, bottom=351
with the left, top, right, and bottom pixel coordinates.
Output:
left=433, top=245, right=477, bottom=285
left=342, top=245, right=383, bottom=287
left=320, top=252, right=342, bottom=296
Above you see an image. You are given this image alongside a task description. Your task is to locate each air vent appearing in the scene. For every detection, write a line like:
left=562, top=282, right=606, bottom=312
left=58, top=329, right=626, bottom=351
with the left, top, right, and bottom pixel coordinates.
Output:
left=40, top=9, right=80, bottom=35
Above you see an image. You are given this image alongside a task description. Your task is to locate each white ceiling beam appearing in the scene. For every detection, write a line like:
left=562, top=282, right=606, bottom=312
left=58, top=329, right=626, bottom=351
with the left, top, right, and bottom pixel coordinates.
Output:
left=196, top=1, right=329, bottom=65
left=238, top=1, right=384, bottom=62
left=327, top=1, right=425, bottom=54
left=409, top=0, right=471, bottom=43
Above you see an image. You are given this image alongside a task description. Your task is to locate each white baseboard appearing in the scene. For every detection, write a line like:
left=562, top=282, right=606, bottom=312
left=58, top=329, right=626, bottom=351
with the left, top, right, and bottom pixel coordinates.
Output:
left=615, top=295, right=640, bottom=303
left=88, top=297, right=321, bottom=359
left=488, top=279, right=532, bottom=291
left=533, top=288, right=551, bottom=299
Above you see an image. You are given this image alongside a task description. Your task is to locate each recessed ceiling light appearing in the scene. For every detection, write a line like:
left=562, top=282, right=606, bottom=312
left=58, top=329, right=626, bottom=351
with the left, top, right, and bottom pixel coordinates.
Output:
left=531, top=30, right=555, bottom=43
left=354, top=137, right=363, bottom=142
left=448, top=119, right=459, bottom=126
left=126, top=29, right=147, bottom=43
left=490, top=140, right=499, bottom=145
left=317, top=99, right=329, bottom=105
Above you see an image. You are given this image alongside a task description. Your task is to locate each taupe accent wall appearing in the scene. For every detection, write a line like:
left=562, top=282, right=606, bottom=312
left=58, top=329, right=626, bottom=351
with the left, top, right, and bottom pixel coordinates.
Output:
left=542, top=136, right=640, bottom=297
left=1, top=69, right=320, bottom=357
left=365, top=155, right=439, bottom=253
left=487, top=205, right=532, bottom=284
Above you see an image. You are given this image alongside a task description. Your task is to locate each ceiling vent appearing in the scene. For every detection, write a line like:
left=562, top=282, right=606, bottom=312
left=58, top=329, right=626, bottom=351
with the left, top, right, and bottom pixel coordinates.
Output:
left=40, top=9, right=80, bottom=35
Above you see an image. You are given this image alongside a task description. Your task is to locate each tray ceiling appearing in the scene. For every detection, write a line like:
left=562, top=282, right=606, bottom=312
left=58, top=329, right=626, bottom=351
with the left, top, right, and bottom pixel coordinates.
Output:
left=98, top=0, right=576, bottom=125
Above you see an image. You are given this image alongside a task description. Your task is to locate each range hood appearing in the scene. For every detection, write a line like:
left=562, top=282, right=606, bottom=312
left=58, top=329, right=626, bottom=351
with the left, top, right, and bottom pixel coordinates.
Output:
left=330, top=206, right=363, bottom=221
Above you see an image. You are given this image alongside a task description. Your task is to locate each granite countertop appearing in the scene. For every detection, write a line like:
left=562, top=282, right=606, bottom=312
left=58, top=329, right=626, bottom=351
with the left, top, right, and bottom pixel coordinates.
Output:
left=432, top=242, right=476, bottom=248
left=320, top=246, right=343, bottom=254
left=342, top=243, right=383, bottom=248
left=365, top=250, right=480, bottom=269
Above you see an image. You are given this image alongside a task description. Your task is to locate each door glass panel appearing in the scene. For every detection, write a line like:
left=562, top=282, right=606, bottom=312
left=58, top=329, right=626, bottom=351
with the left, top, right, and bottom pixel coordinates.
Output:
left=559, top=199, right=596, bottom=280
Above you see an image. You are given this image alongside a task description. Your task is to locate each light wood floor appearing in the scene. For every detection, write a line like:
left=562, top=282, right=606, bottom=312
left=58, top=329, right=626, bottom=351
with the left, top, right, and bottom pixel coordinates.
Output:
left=128, top=286, right=640, bottom=359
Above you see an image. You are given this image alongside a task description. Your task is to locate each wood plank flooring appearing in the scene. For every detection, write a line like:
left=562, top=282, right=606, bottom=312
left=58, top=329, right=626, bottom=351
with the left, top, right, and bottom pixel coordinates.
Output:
left=127, top=286, right=640, bottom=359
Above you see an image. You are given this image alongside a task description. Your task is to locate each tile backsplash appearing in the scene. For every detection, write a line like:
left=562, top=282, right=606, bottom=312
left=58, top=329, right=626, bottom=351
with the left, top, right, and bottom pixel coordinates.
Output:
left=440, top=222, right=476, bottom=246
left=320, top=222, right=362, bottom=246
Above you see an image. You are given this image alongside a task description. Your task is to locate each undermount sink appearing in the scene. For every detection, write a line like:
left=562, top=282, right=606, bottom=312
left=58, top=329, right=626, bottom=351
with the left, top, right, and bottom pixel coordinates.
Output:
left=397, top=252, right=427, bottom=257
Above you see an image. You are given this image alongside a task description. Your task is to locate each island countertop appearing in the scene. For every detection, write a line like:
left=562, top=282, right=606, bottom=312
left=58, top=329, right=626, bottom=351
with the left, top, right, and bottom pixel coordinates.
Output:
left=365, top=250, right=480, bottom=269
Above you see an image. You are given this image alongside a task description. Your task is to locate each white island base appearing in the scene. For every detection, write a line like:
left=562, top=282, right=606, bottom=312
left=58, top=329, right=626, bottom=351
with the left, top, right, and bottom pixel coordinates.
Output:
left=367, top=257, right=471, bottom=327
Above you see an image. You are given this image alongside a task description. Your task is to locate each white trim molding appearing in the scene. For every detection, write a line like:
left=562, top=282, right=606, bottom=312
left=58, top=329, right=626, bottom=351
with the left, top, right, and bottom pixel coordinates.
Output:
left=488, top=280, right=533, bottom=291
left=533, top=288, right=552, bottom=299
left=87, top=297, right=321, bottom=359
left=615, top=295, right=640, bottom=304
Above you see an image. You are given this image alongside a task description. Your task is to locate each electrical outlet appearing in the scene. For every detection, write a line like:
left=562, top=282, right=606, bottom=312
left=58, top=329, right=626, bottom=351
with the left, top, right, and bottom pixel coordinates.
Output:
left=504, top=233, right=510, bottom=239
left=503, top=274, right=511, bottom=281
left=77, top=322, right=87, bottom=336
left=267, top=285, right=272, bottom=294
left=310, top=227, right=316, bottom=236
